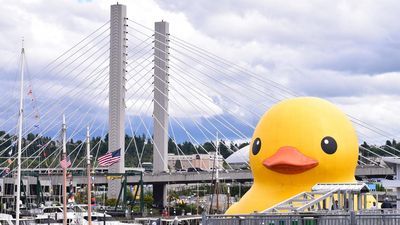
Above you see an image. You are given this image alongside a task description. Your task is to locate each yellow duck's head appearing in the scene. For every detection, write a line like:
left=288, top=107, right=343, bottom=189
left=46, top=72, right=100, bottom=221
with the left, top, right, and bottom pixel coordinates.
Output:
left=250, top=97, right=358, bottom=185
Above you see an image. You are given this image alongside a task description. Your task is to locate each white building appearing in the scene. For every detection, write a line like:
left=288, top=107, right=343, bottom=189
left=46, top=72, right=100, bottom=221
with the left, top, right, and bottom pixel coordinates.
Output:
left=168, top=153, right=224, bottom=172
left=225, top=145, right=250, bottom=170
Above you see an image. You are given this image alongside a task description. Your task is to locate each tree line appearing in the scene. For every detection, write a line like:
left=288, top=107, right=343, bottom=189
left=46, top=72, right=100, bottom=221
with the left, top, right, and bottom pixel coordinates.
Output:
left=0, top=130, right=249, bottom=168
left=0, top=129, right=396, bottom=169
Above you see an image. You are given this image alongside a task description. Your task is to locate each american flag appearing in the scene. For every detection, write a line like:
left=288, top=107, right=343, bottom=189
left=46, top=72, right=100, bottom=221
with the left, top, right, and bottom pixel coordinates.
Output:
left=98, top=149, right=121, bottom=167
left=60, top=156, right=71, bottom=169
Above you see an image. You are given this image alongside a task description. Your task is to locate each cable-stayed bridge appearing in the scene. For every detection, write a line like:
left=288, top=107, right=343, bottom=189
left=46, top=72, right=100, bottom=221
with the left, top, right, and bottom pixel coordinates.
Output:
left=0, top=4, right=400, bottom=209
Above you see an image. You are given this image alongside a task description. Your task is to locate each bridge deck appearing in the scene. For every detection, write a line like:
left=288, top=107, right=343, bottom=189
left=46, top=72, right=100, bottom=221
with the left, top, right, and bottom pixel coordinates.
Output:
left=1, top=166, right=393, bottom=186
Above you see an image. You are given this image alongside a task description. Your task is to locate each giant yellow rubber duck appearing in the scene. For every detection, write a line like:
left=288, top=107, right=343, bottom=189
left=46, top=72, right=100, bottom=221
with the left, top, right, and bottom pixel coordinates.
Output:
left=226, top=97, right=359, bottom=214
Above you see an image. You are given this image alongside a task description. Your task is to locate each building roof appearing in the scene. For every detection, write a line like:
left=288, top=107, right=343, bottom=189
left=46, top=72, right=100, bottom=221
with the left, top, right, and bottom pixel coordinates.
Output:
left=312, top=183, right=370, bottom=192
left=225, top=144, right=250, bottom=164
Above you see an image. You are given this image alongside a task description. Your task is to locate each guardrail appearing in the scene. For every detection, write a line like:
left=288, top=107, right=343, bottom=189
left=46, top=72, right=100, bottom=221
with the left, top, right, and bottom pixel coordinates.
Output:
left=203, top=210, right=400, bottom=225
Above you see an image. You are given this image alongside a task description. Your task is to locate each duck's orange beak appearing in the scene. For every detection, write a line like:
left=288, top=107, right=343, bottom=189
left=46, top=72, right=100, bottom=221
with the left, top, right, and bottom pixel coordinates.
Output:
left=262, top=146, right=318, bottom=174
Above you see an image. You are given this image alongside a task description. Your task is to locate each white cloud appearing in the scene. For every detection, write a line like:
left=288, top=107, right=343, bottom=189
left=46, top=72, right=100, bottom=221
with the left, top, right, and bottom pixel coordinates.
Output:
left=1, top=0, right=400, bottom=144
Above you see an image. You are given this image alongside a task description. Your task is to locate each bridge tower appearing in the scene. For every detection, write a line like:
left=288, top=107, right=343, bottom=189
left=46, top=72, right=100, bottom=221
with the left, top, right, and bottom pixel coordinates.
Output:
left=152, top=21, right=170, bottom=208
left=108, top=3, right=127, bottom=199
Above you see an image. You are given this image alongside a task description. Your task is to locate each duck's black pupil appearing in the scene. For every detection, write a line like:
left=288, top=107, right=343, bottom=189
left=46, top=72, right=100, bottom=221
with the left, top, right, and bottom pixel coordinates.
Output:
left=321, top=136, right=337, bottom=154
left=252, top=138, right=261, bottom=155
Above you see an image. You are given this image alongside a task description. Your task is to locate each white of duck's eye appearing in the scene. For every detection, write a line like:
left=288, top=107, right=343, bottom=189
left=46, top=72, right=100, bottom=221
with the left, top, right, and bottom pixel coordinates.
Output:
left=321, top=136, right=337, bottom=154
left=252, top=137, right=262, bottom=155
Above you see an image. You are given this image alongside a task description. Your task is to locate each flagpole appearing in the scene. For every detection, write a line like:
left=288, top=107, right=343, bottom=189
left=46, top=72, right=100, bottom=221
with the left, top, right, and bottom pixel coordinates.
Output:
left=16, top=38, right=25, bottom=225
left=86, top=126, right=92, bottom=225
left=62, top=115, right=67, bottom=225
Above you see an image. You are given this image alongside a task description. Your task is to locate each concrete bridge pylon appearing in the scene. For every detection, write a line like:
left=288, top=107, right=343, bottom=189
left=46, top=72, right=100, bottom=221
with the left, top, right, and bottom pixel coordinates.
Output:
left=152, top=20, right=170, bottom=208
left=108, top=3, right=127, bottom=199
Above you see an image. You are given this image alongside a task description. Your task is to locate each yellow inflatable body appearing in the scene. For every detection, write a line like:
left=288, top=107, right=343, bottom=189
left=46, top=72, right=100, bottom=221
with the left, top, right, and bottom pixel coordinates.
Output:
left=226, top=97, right=359, bottom=214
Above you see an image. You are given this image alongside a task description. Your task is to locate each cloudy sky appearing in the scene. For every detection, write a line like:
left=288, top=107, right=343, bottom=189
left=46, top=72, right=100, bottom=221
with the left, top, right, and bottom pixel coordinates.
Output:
left=1, top=0, right=400, bottom=144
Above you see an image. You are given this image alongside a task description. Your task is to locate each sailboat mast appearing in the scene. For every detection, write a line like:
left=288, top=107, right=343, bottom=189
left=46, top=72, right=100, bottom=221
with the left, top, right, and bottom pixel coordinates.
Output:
left=62, top=115, right=67, bottom=225
left=215, top=132, right=219, bottom=182
left=86, top=126, right=92, bottom=225
left=215, top=132, right=219, bottom=213
left=16, top=39, right=25, bottom=225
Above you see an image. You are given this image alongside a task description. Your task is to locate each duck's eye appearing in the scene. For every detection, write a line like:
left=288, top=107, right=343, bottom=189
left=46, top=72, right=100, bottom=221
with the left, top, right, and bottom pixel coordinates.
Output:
left=321, top=136, right=337, bottom=154
left=252, top=138, right=262, bottom=155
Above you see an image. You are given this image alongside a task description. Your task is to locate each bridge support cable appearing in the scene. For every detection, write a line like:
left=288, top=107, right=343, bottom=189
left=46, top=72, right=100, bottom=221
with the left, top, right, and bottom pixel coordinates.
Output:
left=128, top=19, right=296, bottom=100
left=66, top=97, right=110, bottom=169
left=167, top=49, right=398, bottom=144
left=128, top=94, right=199, bottom=174
left=136, top=51, right=257, bottom=138
left=139, top=54, right=255, bottom=142
left=6, top=25, right=110, bottom=122
left=73, top=122, right=110, bottom=169
left=0, top=93, right=19, bottom=125
left=168, top=65, right=259, bottom=128
left=384, top=145, right=400, bottom=155
left=111, top=71, right=152, bottom=166
left=4, top=30, right=119, bottom=170
left=142, top=55, right=253, bottom=167
left=359, top=134, right=400, bottom=160
left=166, top=33, right=299, bottom=97
left=126, top=116, right=143, bottom=168
left=0, top=70, right=110, bottom=161
left=169, top=38, right=296, bottom=99
left=2, top=69, right=110, bottom=170
left=46, top=92, right=109, bottom=172
left=359, top=146, right=390, bottom=167
left=0, top=46, right=111, bottom=146
left=167, top=83, right=249, bottom=148
left=152, top=94, right=236, bottom=171
left=168, top=43, right=290, bottom=102
left=136, top=105, right=168, bottom=169
left=127, top=27, right=257, bottom=170
left=12, top=83, right=109, bottom=172
left=357, top=156, right=367, bottom=166
left=142, top=19, right=400, bottom=142
left=159, top=68, right=251, bottom=141
left=169, top=60, right=268, bottom=116
left=153, top=62, right=251, bottom=140
left=125, top=92, right=194, bottom=173
left=148, top=27, right=296, bottom=102
left=0, top=54, right=21, bottom=117
left=133, top=53, right=254, bottom=144
left=119, top=94, right=154, bottom=170
left=152, top=103, right=211, bottom=171
left=0, top=22, right=111, bottom=158
left=169, top=120, right=200, bottom=173
left=358, top=154, right=380, bottom=167
left=124, top=96, right=153, bottom=166
left=127, top=19, right=400, bottom=148
left=33, top=21, right=110, bottom=78
left=167, top=94, right=250, bottom=169
left=126, top=20, right=245, bottom=169
left=349, top=115, right=396, bottom=139
left=158, top=38, right=398, bottom=170
left=33, top=26, right=110, bottom=85
left=130, top=101, right=166, bottom=170
left=124, top=65, right=155, bottom=168
left=90, top=122, right=107, bottom=168
left=165, top=50, right=278, bottom=110
left=2, top=130, right=61, bottom=170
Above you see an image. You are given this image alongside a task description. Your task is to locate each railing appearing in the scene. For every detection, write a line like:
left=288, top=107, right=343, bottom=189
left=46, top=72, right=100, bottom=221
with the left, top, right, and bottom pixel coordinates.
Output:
left=203, top=210, right=400, bottom=225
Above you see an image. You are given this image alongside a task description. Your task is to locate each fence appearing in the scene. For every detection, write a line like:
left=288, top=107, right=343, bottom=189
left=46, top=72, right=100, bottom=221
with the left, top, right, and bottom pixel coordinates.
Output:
left=203, top=211, right=400, bottom=225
